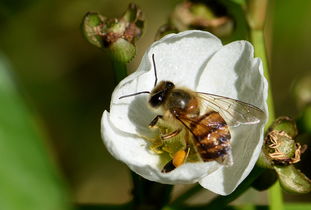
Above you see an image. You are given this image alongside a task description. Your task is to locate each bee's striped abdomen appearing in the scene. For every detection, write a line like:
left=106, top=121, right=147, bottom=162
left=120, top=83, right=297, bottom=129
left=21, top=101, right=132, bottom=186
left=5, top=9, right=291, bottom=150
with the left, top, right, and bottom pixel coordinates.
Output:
left=190, top=111, right=231, bottom=162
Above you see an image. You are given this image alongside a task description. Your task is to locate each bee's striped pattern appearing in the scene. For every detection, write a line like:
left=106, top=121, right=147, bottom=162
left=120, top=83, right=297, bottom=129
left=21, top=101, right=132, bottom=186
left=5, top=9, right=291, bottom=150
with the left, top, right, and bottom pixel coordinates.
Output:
left=190, top=111, right=231, bottom=162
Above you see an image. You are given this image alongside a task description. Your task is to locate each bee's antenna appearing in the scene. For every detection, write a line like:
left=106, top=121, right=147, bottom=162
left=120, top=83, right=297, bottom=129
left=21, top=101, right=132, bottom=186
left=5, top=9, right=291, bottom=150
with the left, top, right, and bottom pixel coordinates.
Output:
left=119, top=54, right=157, bottom=100
left=119, top=91, right=150, bottom=99
left=152, top=54, right=158, bottom=87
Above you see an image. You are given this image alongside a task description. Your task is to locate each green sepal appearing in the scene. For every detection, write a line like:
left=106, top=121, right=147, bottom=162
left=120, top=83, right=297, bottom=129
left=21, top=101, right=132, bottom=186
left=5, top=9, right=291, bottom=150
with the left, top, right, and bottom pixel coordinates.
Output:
left=189, top=3, right=216, bottom=20
left=81, top=12, right=106, bottom=48
left=81, top=3, right=144, bottom=63
left=109, top=39, right=136, bottom=63
left=274, top=165, right=311, bottom=194
left=269, top=116, right=298, bottom=138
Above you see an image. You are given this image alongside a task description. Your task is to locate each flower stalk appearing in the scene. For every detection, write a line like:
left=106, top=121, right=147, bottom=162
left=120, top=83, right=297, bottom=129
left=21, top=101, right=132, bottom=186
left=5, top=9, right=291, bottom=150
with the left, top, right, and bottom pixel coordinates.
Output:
left=261, top=117, right=311, bottom=193
left=131, top=172, right=173, bottom=210
left=204, top=0, right=278, bottom=207
left=250, top=29, right=275, bottom=127
left=250, top=22, right=283, bottom=210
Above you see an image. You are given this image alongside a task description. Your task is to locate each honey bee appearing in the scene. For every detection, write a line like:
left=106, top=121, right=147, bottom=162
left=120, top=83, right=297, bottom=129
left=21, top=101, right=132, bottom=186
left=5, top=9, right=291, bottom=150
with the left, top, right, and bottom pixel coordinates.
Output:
left=119, top=54, right=266, bottom=173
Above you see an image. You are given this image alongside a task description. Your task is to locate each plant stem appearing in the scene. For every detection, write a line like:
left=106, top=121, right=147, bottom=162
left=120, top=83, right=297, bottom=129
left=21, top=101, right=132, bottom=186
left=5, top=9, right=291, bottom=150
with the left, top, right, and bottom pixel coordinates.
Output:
left=171, top=184, right=202, bottom=206
left=250, top=29, right=275, bottom=128
left=131, top=172, right=173, bottom=210
left=268, top=182, right=283, bottom=210
left=250, top=29, right=283, bottom=210
left=112, top=59, right=128, bottom=83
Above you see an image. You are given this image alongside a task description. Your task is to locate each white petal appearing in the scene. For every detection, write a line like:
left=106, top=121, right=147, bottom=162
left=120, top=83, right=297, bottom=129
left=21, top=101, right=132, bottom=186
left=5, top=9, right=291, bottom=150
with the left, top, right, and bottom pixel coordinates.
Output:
left=101, top=31, right=268, bottom=193
left=102, top=111, right=223, bottom=184
left=109, top=30, right=223, bottom=135
left=197, top=41, right=268, bottom=195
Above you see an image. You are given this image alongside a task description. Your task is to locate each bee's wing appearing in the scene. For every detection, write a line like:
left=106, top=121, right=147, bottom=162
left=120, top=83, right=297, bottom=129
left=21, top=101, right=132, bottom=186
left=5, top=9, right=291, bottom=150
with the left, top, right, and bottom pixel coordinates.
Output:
left=196, top=92, right=266, bottom=127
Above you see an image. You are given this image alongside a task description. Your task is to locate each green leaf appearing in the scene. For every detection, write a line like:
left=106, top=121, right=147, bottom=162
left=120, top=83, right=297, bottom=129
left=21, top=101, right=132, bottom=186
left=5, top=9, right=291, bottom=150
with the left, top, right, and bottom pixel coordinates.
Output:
left=0, top=53, right=72, bottom=210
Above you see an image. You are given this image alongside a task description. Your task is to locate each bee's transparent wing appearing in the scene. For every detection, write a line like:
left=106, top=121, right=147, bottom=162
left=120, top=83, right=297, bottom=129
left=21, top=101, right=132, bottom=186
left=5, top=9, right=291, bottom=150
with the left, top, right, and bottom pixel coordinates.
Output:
left=196, top=92, right=266, bottom=127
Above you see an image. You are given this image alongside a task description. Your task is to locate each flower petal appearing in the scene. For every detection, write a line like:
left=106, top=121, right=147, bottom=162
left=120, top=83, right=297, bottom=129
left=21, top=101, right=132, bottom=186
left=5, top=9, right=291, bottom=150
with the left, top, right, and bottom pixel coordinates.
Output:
left=101, top=31, right=268, bottom=194
left=197, top=41, right=268, bottom=195
left=102, top=111, right=223, bottom=184
left=109, top=30, right=223, bottom=135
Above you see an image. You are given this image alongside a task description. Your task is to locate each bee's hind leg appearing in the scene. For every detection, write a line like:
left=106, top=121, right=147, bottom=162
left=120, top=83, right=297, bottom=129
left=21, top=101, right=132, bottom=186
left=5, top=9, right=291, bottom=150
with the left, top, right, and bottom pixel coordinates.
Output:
left=161, top=147, right=190, bottom=173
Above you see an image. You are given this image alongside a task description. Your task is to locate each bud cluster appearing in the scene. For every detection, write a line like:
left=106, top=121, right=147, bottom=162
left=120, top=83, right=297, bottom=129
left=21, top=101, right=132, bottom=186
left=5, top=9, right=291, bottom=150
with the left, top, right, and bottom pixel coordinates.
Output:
left=258, top=116, right=311, bottom=193
left=156, top=1, right=233, bottom=40
left=82, top=3, right=144, bottom=63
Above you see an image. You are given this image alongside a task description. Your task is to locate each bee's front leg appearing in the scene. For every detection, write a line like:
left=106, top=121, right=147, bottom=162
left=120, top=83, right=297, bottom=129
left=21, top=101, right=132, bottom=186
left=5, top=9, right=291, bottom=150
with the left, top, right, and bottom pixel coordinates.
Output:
left=149, top=115, right=182, bottom=140
left=160, top=129, right=181, bottom=140
left=148, top=115, right=163, bottom=128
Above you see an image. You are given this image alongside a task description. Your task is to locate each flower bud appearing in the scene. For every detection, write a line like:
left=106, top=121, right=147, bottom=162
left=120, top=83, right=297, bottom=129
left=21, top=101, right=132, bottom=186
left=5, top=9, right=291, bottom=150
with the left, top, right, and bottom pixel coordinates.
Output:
left=81, top=3, right=144, bottom=63
left=261, top=117, right=311, bottom=193
left=269, top=116, right=298, bottom=139
left=81, top=12, right=106, bottom=48
left=246, top=0, right=268, bottom=30
left=265, top=130, right=302, bottom=166
left=156, top=1, right=234, bottom=40
left=262, top=117, right=305, bottom=166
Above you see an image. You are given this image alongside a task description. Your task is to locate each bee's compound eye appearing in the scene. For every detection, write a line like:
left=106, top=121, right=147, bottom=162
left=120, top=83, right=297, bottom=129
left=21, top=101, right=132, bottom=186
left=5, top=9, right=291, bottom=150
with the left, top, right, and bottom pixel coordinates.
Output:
left=166, top=81, right=174, bottom=89
left=149, top=92, right=164, bottom=107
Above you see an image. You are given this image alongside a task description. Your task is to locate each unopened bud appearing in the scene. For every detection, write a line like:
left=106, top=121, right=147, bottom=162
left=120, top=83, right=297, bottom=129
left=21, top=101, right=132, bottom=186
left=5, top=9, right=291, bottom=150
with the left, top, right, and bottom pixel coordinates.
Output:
left=81, top=3, right=144, bottom=63
left=262, top=117, right=306, bottom=167
left=246, top=0, right=268, bottom=30
left=261, top=117, right=311, bottom=193
left=81, top=12, right=106, bottom=48
left=265, top=130, right=303, bottom=166
left=157, top=1, right=234, bottom=40
left=269, top=116, right=298, bottom=139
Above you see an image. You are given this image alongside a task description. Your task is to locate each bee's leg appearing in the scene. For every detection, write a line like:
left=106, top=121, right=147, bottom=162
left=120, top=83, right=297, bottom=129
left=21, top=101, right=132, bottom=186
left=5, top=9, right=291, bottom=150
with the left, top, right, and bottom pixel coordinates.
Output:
left=161, top=160, right=175, bottom=173
left=160, top=129, right=181, bottom=140
left=148, top=115, right=163, bottom=128
left=161, top=147, right=190, bottom=173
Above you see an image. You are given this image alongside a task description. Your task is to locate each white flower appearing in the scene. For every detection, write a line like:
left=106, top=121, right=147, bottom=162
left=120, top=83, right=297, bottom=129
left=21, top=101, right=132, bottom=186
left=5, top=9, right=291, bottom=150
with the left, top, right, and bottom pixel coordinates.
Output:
left=101, top=30, right=268, bottom=195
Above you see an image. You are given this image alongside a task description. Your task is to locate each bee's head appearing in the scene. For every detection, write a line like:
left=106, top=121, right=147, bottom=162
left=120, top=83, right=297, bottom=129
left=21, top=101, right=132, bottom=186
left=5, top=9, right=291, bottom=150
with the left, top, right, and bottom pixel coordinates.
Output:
left=149, top=81, right=175, bottom=108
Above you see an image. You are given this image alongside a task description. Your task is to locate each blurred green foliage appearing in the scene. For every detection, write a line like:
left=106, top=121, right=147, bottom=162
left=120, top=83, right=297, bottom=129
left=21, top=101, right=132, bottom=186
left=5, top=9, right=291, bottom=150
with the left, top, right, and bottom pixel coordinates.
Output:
left=0, top=0, right=310, bottom=208
left=0, top=54, right=71, bottom=210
